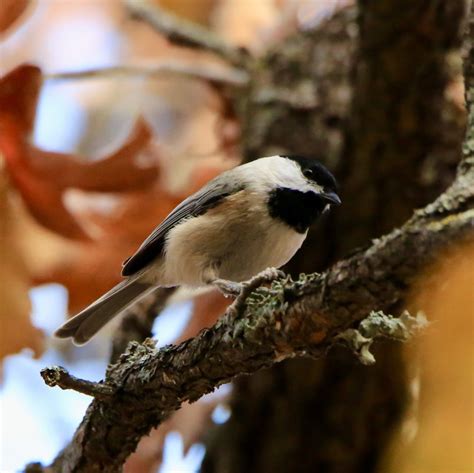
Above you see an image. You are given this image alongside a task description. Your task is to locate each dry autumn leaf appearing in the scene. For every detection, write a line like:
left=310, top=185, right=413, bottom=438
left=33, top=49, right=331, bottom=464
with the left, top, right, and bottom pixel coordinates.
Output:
left=30, top=118, right=156, bottom=192
left=158, top=0, right=216, bottom=25
left=0, top=64, right=42, bottom=135
left=1, top=122, right=91, bottom=240
left=0, top=0, right=31, bottom=35
left=383, top=240, right=474, bottom=473
left=0, top=164, right=44, bottom=362
left=0, top=64, right=158, bottom=240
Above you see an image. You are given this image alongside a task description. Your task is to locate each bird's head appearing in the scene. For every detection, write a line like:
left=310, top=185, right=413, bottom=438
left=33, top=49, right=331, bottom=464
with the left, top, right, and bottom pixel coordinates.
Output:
left=281, top=154, right=341, bottom=208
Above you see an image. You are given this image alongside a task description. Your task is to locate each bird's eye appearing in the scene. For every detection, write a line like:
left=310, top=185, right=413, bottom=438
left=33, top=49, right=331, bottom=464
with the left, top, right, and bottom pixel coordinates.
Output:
left=303, top=168, right=314, bottom=178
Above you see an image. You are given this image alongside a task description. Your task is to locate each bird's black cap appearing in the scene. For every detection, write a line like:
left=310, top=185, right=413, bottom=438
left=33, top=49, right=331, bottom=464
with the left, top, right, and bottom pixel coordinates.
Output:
left=282, top=155, right=338, bottom=192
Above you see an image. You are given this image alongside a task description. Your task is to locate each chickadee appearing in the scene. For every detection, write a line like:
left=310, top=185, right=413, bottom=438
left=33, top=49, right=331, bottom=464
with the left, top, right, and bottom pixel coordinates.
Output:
left=55, top=155, right=340, bottom=345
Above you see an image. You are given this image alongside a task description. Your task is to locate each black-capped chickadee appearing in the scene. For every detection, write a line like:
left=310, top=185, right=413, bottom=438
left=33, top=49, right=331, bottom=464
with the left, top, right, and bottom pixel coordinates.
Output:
left=55, top=155, right=341, bottom=345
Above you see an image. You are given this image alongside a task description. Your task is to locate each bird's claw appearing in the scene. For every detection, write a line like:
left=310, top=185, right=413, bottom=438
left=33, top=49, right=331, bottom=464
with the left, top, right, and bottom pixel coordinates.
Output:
left=215, top=267, right=285, bottom=318
left=213, top=280, right=243, bottom=298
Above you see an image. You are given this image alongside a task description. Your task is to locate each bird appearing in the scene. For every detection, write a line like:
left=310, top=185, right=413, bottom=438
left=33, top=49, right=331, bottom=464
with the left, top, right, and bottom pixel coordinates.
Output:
left=55, top=155, right=341, bottom=345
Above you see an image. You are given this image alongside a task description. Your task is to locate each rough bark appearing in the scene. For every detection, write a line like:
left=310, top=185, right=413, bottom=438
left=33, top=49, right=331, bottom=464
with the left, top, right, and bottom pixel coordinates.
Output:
left=29, top=160, right=473, bottom=472
left=202, top=2, right=468, bottom=473
left=26, top=1, right=472, bottom=472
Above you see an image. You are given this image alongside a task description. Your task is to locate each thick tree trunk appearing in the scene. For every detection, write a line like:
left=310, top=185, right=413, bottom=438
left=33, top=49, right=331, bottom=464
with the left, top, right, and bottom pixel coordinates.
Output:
left=201, top=2, right=466, bottom=472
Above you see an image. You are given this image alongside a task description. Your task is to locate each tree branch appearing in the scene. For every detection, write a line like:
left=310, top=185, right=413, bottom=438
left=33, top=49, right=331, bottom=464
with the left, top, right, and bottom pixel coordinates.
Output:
left=34, top=150, right=473, bottom=472
left=123, top=0, right=248, bottom=67
left=40, top=366, right=114, bottom=399
left=48, top=311, right=428, bottom=398
left=29, top=3, right=474, bottom=472
left=464, top=1, right=474, bottom=163
left=46, top=62, right=249, bottom=87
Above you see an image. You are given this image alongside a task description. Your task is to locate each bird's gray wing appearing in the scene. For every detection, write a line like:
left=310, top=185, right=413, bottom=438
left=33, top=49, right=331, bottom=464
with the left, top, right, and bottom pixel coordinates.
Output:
left=122, top=173, right=244, bottom=276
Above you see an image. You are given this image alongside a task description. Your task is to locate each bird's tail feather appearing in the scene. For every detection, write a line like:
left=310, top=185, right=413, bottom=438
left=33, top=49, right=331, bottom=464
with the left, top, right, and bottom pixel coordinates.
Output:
left=55, top=279, right=153, bottom=345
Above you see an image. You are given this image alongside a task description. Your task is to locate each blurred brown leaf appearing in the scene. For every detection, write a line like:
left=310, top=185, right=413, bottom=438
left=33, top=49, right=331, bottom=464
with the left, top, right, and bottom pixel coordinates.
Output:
left=156, top=0, right=216, bottom=25
left=0, top=64, right=42, bottom=135
left=0, top=166, right=44, bottom=362
left=0, top=0, right=31, bottom=36
left=31, top=118, right=156, bottom=192
left=0, top=64, right=158, bottom=240
left=1, top=123, right=91, bottom=240
left=383, top=239, right=474, bottom=473
left=157, top=0, right=217, bottom=25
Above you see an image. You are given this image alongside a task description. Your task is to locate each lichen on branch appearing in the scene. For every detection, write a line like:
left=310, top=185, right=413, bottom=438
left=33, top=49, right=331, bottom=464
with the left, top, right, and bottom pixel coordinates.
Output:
left=336, top=310, right=429, bottom=365
left=28, top=2, right=474, bottom=472
left=33, top=157, right=473, bottom=472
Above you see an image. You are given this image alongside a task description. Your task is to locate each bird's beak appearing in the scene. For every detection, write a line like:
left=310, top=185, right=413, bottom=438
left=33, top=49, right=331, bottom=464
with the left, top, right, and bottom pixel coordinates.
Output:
left=321, top=191, right=341, bottom=206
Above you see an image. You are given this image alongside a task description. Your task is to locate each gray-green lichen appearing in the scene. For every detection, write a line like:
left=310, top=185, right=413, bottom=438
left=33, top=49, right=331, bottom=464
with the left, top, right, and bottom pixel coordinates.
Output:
left=244, top=273, right=322, bottom=312
left=336, top=310, right=429, bottom=365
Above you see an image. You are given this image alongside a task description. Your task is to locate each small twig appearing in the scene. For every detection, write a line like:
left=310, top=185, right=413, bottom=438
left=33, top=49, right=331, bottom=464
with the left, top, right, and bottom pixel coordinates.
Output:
left=123, top=0, right=248, bottom=67
left=46, top=62, right=249, bottom=86
left=40, top=366, right=114, bottom=399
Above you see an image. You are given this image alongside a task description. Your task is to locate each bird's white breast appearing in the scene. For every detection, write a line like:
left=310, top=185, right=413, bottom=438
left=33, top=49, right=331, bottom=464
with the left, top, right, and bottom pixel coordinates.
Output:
left=159, top=189, right=307, bottom=286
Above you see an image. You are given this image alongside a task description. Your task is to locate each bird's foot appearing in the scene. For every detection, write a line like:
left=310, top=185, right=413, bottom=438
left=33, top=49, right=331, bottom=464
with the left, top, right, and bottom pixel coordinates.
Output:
left=240, top=267, right=285, bottom=296
left=218, top=267, right=285, bottom=318
left=212, top=279, right=243, bottom=298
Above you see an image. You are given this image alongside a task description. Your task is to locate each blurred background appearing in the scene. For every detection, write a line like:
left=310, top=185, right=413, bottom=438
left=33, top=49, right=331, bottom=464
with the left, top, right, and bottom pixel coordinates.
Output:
left=0, top=1, right=472, bottom=472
